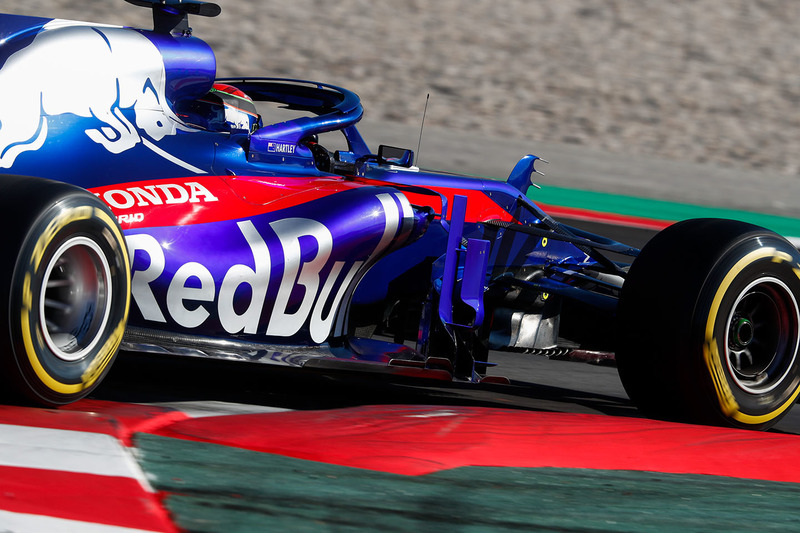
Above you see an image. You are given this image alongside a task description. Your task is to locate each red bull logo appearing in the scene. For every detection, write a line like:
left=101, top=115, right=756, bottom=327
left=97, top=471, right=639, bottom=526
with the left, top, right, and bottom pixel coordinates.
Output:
left=0, top=21, right=189, bottom=169
left=125, top=192, right=414, bottom=343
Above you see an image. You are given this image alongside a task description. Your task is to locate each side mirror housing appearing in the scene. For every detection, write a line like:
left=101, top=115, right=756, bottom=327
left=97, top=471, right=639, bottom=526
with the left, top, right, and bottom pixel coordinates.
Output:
left=378, top=145, right=414, bottom=167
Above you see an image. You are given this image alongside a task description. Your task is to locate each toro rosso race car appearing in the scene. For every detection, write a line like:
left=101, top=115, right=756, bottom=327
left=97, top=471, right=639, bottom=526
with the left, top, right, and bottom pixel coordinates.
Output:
left=2, top=0, right=800, bottom=431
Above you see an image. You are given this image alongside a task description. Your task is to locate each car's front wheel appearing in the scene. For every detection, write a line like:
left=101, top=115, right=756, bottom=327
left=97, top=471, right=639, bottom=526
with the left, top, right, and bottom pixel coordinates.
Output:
left=616, top=218, right=800, bottom=430
left=0, top=176, right=130, bottom=405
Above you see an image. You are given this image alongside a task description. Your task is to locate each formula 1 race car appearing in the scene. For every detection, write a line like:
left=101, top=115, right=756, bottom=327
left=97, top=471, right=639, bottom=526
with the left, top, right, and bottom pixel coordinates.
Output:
left=1, top=0, right=799, bottom=430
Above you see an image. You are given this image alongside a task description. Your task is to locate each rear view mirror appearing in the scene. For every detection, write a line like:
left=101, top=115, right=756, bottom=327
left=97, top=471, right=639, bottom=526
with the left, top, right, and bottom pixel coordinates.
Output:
left=378, top=145, right=414, bottom=167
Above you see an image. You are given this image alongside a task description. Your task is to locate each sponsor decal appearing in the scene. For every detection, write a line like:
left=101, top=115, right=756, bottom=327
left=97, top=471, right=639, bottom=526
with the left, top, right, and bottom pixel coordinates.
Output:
left=98, top=181, right=219, bottom=210
left=118, top=213, right=145, bottom=224
left=126, top=192, right=409, bottom=343
left=267, top=142, right=296, bottom=155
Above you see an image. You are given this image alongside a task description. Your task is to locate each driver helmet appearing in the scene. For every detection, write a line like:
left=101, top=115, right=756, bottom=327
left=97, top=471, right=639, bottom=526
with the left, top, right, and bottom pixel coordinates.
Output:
left=178, top=83, right=261, bottom=133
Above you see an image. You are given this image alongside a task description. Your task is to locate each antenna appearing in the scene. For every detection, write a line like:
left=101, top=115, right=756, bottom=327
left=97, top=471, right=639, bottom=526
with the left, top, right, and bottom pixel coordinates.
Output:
left=416, top=93, right=430, bottom=167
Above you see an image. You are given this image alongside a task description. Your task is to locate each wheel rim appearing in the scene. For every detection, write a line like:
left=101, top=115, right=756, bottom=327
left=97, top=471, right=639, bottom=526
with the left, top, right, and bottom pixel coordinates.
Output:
left=725, top=277, right=800, bottom=394
left=39, top=236, right=113, bottom=362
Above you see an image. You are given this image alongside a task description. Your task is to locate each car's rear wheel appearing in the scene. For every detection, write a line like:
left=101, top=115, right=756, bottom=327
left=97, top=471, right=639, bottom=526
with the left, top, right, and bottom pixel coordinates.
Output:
left=616, top=218, right=800, bottom=430
left=0, top=176, right=130, bottom=405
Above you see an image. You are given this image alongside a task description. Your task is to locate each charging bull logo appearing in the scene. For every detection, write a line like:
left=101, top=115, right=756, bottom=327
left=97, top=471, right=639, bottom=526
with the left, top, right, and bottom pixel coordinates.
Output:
left=0, top=22, right=182, bottom=169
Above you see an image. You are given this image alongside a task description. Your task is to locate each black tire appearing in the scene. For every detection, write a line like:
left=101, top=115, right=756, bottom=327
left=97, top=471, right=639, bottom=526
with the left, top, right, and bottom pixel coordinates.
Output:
left=0, top=176, right=131, bottom=405
left=617, top=218, right=800, bottom=430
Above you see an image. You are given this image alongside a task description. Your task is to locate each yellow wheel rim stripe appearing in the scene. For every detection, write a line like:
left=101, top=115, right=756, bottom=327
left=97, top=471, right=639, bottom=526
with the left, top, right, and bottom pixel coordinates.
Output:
left=703, top=247, right=800, bottom=425
left=20, top=206, right=130, bottom=394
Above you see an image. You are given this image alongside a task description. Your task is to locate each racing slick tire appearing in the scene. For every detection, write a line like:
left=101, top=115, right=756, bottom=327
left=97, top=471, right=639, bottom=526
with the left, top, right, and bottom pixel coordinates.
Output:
left=616, top=218, right=800, bottom=430
left=0, top=176, right=130, bottom=406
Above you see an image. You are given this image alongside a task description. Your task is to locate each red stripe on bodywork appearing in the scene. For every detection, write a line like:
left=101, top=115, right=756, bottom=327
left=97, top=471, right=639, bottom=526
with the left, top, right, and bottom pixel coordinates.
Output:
left=0, top=465, right=178, bottom=532
left=146, top=405, right=800, bottom=482
left=355, top=178, right=515, bottom=223
left=92, top=174, right=519, bottom=232
left=89, top=175, right=369, bottom=230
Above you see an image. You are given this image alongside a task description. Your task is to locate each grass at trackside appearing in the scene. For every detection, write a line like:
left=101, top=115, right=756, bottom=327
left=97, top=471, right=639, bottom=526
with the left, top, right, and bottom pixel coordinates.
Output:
left=137, top=434, right=800, bottom=532
left=529, top=185, right=800, bottom=238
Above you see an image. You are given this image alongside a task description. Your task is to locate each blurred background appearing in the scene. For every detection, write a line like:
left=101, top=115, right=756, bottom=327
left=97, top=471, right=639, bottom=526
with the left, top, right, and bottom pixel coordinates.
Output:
left=2, top=1, right=798, bottom=179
